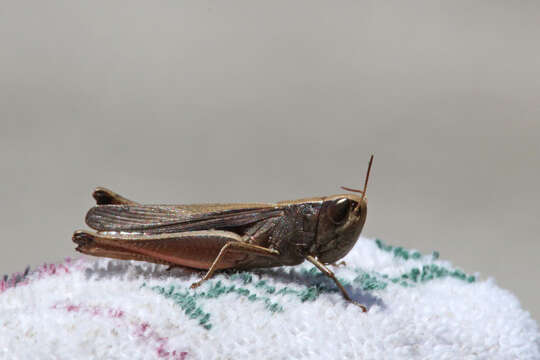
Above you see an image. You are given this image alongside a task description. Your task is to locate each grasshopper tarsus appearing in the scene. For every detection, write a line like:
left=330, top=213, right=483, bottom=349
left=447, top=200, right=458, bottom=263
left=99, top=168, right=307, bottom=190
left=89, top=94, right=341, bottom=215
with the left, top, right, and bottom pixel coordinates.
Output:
left=353, top=302, right=368, bottom=312
left=190, top=281, right=203, bottom=289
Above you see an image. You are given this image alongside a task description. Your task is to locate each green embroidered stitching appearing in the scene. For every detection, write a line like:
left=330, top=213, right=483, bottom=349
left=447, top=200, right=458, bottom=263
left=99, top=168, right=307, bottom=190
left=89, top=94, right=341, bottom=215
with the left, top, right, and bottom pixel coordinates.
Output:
left=202, top=280, right=284, bottom=313
left=143, top=273, right=346, bottom=330
left=353, top=272, right=388, bottom=290
left=353, top=265, right=475, bottom=291
left=387, top=265, right=475, bottom=286
left=357, top=239, right=476, bottom=288
left=141, top=239, right=476, bottom=330
left=231, top=270, right=335, bottom=302
left=375, top=238, right=439, bottom=261
left=143, top=279, right=294, bottom=330
left=141, top=283, right=213, bottom=330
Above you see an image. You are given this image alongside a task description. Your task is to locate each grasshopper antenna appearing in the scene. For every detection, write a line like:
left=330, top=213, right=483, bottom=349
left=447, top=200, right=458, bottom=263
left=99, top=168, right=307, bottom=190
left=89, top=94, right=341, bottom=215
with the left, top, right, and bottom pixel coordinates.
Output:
left=361, top=154, right=374, bottom=200
left=341, top=154, right=374, bottom=200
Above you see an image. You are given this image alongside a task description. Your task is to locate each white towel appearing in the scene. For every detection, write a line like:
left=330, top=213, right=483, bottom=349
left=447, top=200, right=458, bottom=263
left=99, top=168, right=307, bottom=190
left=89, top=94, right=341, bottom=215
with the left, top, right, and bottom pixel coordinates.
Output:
left=1, top=237, right=538, bottom=359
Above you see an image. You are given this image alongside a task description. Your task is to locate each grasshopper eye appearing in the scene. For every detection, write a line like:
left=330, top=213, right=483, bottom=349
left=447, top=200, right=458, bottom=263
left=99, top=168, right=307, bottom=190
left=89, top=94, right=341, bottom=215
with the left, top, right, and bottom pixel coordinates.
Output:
left=328, top=198, right=350, bottom=224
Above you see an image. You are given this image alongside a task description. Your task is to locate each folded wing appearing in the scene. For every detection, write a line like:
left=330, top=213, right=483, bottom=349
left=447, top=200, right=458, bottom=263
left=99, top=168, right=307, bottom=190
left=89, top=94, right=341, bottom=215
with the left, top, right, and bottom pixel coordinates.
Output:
left=86, top=203, right=284, bottom=234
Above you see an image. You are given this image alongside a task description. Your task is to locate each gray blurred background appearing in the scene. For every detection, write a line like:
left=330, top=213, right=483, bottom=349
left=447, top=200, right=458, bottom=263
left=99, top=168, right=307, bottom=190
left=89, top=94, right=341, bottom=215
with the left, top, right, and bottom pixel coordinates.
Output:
left=1, top=1, right=539, bottom=321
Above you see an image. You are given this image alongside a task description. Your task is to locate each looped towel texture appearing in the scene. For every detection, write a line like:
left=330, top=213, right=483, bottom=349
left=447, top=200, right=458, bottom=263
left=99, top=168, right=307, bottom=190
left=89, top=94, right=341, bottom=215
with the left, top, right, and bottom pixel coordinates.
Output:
left=1, top=237, right=538, bottom=359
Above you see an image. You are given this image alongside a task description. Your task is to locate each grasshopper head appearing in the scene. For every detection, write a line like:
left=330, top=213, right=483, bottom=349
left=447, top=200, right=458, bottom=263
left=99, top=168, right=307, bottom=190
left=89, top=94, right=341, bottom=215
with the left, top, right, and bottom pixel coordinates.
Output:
left=313, top=194, right=367, bottom=263
left=312, top=155, right=373, bottom=263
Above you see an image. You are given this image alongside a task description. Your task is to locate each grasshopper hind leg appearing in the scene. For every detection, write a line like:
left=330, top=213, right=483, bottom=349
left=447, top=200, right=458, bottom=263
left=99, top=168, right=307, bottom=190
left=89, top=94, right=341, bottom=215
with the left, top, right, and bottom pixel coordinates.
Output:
left=73, top=230, right=172, bottom=265
left=72, top=229, right=281, bottom=289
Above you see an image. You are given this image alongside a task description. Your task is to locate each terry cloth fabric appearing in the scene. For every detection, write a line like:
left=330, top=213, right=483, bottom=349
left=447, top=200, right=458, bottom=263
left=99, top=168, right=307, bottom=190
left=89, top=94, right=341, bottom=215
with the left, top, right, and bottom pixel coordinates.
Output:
left=1, top=237, right=538, bottom=360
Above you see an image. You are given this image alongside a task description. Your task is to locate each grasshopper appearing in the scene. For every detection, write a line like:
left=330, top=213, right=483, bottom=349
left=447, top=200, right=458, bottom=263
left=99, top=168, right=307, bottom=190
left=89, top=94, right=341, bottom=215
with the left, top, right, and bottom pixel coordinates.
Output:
left=73, top=156, right=374, bottom=311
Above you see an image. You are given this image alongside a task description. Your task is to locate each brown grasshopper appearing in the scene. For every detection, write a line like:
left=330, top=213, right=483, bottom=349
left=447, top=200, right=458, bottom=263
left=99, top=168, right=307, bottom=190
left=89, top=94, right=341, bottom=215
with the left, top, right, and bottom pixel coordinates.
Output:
left=73, top=156, right=374, bottom=311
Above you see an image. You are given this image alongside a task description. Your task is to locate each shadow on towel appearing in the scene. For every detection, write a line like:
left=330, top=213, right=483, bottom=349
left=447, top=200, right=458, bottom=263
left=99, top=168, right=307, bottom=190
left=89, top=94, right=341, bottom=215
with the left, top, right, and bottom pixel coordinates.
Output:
left=83, top=259, right=383, bottom=310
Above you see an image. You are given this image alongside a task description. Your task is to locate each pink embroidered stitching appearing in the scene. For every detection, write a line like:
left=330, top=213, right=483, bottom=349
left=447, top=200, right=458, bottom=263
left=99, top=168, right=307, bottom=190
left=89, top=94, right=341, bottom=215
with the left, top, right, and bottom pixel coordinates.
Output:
left=0, top=258, right=85, bottom=294
left=52, top=302, right=188, bottom=359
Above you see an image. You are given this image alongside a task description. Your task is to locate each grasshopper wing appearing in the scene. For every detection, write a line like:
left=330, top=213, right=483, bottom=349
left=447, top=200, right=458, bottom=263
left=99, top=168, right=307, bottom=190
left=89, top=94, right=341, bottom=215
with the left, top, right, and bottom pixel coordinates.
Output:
left=86, top=203, right=284, bottom=234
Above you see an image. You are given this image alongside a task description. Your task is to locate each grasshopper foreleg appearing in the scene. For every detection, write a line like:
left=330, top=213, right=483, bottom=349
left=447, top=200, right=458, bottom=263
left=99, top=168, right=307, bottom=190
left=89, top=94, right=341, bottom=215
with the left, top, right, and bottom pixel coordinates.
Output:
left=306, top=255, right=367, bottom=312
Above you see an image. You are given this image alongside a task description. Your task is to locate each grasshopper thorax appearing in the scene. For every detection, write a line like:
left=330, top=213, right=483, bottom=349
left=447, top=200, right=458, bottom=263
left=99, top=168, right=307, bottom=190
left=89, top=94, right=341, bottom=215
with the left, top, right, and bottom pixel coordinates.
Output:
left=312, top=194, right=367, bottom=264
